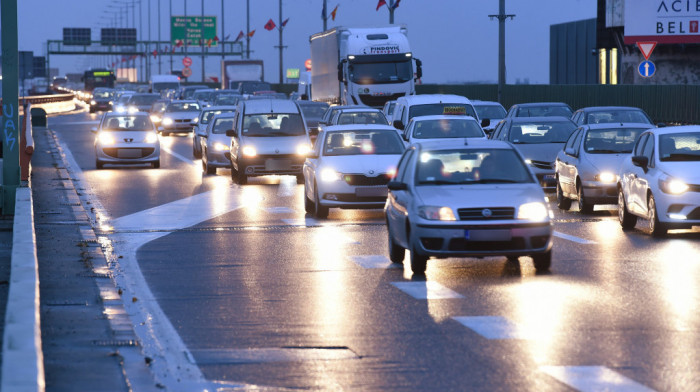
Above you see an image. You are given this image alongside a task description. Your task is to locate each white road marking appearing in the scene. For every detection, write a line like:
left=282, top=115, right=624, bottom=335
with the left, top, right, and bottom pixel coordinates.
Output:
left=553, top=231, right=597, bottom=245
left=452, top=316, right=529, bottom=339
left=540, top=366, right=657, bottom=392
left=350, top=255, right=401, bottom=269
left=391, top=281, right=465, bottom=299
left=190, top=347, right=359, bottom=365
left=160, top=145, right=198, bottom=167
left=261, top=206, right=295, bottom=214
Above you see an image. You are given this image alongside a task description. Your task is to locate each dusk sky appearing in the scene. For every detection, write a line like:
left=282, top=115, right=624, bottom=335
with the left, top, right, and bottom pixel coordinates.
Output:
left=10, top=0, right=596, bottom=84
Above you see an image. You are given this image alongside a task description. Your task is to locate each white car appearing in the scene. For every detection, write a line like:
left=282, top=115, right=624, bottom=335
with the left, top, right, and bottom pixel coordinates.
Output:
left=201, top=113, right=236, bottom=175
left=303, top=125, right=405, bottom=218
left=93, top=113, right=160, bottom=169
left=401, top=115, right=487, bottom=145
left=385, top=140, right=553, bottom=274
left=329, top=107, right=389, bottom=126
left=617, top=126, right=700, bottom=236
left=193, top=106, right=237, bottom=158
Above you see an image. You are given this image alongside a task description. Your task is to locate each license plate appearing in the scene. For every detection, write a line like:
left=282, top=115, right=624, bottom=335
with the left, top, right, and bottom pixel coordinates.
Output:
left=355, top=187, right=388, bottom=197
left=265, top=159, right=290, bottom=171
left=464, top=229, right=512, bottom=241
left=117, top=149, right=141, bottom=158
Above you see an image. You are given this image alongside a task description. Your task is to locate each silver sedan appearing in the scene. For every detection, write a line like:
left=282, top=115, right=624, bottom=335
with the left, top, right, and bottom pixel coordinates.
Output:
left=93, top=113, right=160, bottom=169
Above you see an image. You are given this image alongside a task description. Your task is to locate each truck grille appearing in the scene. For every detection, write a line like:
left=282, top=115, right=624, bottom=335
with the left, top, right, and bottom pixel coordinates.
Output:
left=358, top=93, right=406, bottom=107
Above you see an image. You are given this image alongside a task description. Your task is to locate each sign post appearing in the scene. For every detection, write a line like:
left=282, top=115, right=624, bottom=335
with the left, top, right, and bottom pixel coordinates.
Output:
left=2, top=0, right=20, bottom=214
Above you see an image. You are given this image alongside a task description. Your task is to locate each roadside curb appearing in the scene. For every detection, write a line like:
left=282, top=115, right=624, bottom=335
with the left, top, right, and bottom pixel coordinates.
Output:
left=1, top=187, right=45, bottom=392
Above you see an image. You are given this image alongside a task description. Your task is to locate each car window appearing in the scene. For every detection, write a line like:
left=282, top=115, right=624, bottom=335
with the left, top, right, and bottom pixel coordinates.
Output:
left=415, top=148, right=534, bottom=185
left=515, top=105, right=573, bottom=118
left=634, top=134, right=649, bottom=156
left=101, top=115, right=153, bottom=131
left=313, top=132, right=324, bottom=156
left=242, top=113, right=305, bottom=136
left=564, top=129, right=581, bottom=151
left=474, top=104, right=506, bottom=119
left=587, top=110, right=652, bottom=125
left=395, top=149, right=415, bottom=182
left=211, top=118, right=235, bottom=135
left=335, top=112, right=388, bottom=125
left=508, top=121, right=576, bottom=144
left=658, top=132, right=700, bottom=162
left=299, top=104, right=329, bottom=118
left=412, top=118, right=484, bottom=139
left=583, top=128, right=647, bottom=154
left=571, top=129, right=584, bottom=151
left=202, top=110, right=235, bottom=124
left=641, top=135, right=655, bottom=161
left=167, top=102, right=200, bottom=112
left=323, top=130, right=404, bottom=156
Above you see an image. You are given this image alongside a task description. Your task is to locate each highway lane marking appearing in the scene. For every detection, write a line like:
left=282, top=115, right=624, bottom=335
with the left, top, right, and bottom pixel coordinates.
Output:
left=540, top=366, right=656, bottom=392
left=160, top=144, right=198, bottom=167
left=391, top=281, right=465, bottom=299
left=190, top=347, right=359, bottom=365
left=553, top=231, right=597, bottom=245
left=452, top=316, right=529, bottom=339
left=350, top=255, right=401, bottom=269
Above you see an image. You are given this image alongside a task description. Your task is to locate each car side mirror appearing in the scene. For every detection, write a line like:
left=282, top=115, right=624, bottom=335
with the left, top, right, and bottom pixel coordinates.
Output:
left=393, top=120, right=404, bottom=130
left=481, top=119, right=490, bottom=128
left=631, top=155, right=649, bottom=169
left=387, top=181, right=407, bottom=191
left=656, top=122, right=667, bottom=128
left=402, top=133, right=408, bottom=141
left=225, top=130, right=237, bottom=137
left=414, top=58, right=423, bottom=79
left=564, top=147, right=576, bottom=156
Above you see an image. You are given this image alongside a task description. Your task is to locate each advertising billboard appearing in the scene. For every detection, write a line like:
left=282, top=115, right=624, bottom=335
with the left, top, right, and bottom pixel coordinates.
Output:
left=624, top=0, right=700, bottom=44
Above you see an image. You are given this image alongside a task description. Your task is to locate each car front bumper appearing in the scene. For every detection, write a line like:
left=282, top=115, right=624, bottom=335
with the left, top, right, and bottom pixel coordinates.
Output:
left=238, top=155, right=305, bottom=176
left=96, top=143, right=160, bottom=164
left=582, top=180, right=618, bottom=204
left=654, top=188, right=700, bottom=227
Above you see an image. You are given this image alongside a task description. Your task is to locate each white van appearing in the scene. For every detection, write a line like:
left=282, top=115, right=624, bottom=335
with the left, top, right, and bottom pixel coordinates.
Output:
left=391, top=94, right=482, bottom=131
left=149, top=75, right=180, bottom=94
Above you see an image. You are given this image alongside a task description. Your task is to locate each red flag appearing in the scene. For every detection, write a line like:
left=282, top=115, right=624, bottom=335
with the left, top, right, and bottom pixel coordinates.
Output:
left=264, top=19, right=276, bottom=31
left=281, top=18, right=289, bottom=27
left=391, top=0, right=401, bottom=9
left=175, top=39, right=184, bottom=48
left=152, top=49, right=158, bottom=58
left=235, top=31, right=245, bottom=42
left=331, top=4, right=339, bottom=20
left=207, top=38, right=213, bottom=47
left=248, top=29, right=256, bottom=37
left=213, top=35, right=219, bottom=42
left=376, top=0, right=386, bottom=11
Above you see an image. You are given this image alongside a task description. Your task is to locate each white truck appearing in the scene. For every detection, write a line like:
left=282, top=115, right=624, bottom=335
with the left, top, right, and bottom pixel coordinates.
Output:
left=220, top=60, right=264, bottom=90
left=150, top=74, right=180, bottom=94
left=309, top=25, right=421, bottom=108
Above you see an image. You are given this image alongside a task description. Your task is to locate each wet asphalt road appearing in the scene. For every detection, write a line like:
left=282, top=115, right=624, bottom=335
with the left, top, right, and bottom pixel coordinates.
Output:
left=48, top=110, right=699, bottom=391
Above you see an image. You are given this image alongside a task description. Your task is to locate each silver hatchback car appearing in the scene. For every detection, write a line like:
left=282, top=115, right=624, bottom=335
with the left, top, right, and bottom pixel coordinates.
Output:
left=93, top=113, right=160, bottom=169
left=385, top=140, right=554, bottom=274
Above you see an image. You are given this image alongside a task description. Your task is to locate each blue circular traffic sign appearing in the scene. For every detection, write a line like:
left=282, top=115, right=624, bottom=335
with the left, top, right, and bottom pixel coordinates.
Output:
left=638, top=60, right=656, bottom=78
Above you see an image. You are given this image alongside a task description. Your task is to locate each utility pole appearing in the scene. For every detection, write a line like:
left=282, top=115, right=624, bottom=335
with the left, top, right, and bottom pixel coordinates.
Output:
left=322, top=0, right=327, bottom=31
left=489, top=0, right=515, bottom=104
left=1, top=0, right=20, bottom=213
left=201, top=0, right=205, bottom=82
left=138, top=0, right=143, bottom=83
left=221, top=0, right=225, bottom=61
left=148, top=0, right=152, bottom=81
left=169, top=0, right=173, bottom=73
left=246, top=0, right=251, bottom=59
left=158, top=0, right=162, bottom=74
left=389, top=0, right=395, bottom=24
left=277, top=0, right=285, bottom=84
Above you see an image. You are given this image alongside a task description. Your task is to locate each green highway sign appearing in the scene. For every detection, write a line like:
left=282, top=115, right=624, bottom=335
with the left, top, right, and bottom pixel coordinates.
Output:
left=286, top=68, right=300, bottom=79
left=171, top=16, right=217, bottom=46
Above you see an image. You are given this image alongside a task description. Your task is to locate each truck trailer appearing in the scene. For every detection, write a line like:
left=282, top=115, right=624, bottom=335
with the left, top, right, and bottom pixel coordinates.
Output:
left=220, top=60, right=265, bottom=90
left=309, top=25, right=421, bottom=107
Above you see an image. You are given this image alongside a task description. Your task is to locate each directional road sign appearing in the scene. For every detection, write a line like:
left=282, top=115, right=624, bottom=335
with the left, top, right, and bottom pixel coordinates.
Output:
left=638, top=60, right=656, bottom=78
left=171, top=16, right=217, bottom=46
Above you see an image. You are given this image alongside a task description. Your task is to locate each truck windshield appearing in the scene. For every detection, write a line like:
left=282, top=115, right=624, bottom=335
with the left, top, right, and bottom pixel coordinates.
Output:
left=349, top=61, right=412, bottom=85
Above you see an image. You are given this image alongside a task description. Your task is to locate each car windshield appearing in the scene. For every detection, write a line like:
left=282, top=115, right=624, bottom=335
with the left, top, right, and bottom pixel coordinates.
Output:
left=130, top=95, right=159, bottom=105
left=659, top=132, right=700, bottom=161
left=101, top=115, right=153, bottom=131
left=587, top=110, right=652, bottom=124
left=117, top=95, right=132, bottom=104
left=166, top=102, right=200, bottom=112
left=584, top=128, right=647, bottom=154
left=416, top=149, right=533, bottom=185
left=93, top=90, right=112, bottom=99
left=516, top=105, right=572, bottom=117
left=412, top=118, right=484, bottom=139
left=509, top=121, right=576, bottom=144
left=385, top=102, right=396, bottom=115
left=212, top=118, right=235, bottom=134
left=475, top=105, right=506, bottom=119
left=408, top=104, right=478, bottom=121
left=242, top=113, right=305, bottom=136
left=203, top=110, right=235, bottom=124
left=336, top=112, right=387, bottom=125
left=323, top=130, right=404, bottom=156
left=349, top=61, right=412, bottom=85
left=299, top=104, right=329, bottom=118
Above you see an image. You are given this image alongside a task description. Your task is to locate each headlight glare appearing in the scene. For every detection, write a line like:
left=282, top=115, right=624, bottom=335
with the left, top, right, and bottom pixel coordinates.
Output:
left=597, top=172, right=616, bottom=183
left=660, top=178, right=689, bottom=194
left=417, top=206, right=456, bottom=221
left=162, top=117, right=174, bottom=126
left=97, top=132, right=116, bottom=145
left=150, top=115, right=161, bottom=123
left=214, top=142, right=230, bottom=151
left=517, top=202, right=549, bottom=221
left=145, top=133, right=158, bottom=143
left=296, top=143, right=312, bottom=156
left=127, top=106, right=138, bottom=114
left=90, top=100, right=96, bottom=105
left=241, top=145, right=257, bottom=157
left=320, top=168, right=341, bottom=182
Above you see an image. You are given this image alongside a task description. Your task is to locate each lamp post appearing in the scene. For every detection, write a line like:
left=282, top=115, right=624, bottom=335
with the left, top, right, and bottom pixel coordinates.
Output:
left=246, top=0, right=250, bottom=59
left=201, top=0, right=205, bottom=82
left=488, top=0, right=515, bottom=104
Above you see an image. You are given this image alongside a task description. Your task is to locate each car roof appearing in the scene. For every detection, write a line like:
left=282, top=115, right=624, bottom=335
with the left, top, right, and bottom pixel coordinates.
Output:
left=242, top=98, right=300, bottom=113
left=584, top=123, right=655, bottom=130
left=322, top=124, right=398, bottom=132
left=398, top=94, right=472, bottom=105
left=210, top=112, right=237, bottom=120
left=297, top=101, right=329, bottom=107
left=409, top=115, right=478, bottom=122
left=512, top=102, right=570, bottom=108
left=511, top=116, right=573, bottom=124
left=104, top=112, right=149, bottom=118
left=415, top=139, right=514, bottom=151
left=577, top=106, right=646, bottom=112
left=130, top=93, right=160, bottom=97
left=472, top=101, right=504, bottom=107
left=644, top=125, right=700, bottom=135
left=335, top=108, right=383, bottom=113
left=202, top=105, right=237, bottom=111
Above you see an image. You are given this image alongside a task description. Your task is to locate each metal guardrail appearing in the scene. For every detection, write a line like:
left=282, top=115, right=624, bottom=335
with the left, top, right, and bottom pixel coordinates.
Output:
left=18, top=93, right=74, bottom=105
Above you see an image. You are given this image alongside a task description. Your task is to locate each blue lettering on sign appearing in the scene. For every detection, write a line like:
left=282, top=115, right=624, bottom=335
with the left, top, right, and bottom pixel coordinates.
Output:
left=3, top=103, right=17, bottom=151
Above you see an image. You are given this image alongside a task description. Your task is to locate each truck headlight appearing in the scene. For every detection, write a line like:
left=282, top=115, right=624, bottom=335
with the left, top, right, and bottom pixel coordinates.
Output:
left=417, top=206, right=456, bottom=221
left=242, top=145, right=257, bottom=157
left=97, top=132, right=116, bottom=145
left=162, top=118, right=174, bottom=126
left=320, top=168, right=341, bottom=182
left=214, top=142, right=230, bottom=151
left=145, top=133, right=158, bottom=143
left=659, top=178, right=689, bottom=194
left=517, top=202, right=549, bottom=221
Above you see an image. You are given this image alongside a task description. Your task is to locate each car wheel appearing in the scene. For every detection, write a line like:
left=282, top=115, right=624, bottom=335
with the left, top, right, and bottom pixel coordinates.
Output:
left=387, top=222, right=405, bottom=264
left=577, top=182, right=593, bottom=214
left=531, top=250, right=551, bottom=272
left=618, top=188, right=637, bottom=230
left=296, top=174, right=304, bottom=185
left=409, top=237, right=428, bottom=274
left=648, top=194, right=667, bottom=237
left=556, top=180, right=572, bottom=210
left=313, top=182, right=329, bottom=219
left=95, top=159, right=103, bottom=169
left=152, top=160, right=160, bottom=169
left=193, top=141, right=202, bottom=159
left=304, top=184, right=314, bottom=213
left=203, top=155, right=215, bottom=174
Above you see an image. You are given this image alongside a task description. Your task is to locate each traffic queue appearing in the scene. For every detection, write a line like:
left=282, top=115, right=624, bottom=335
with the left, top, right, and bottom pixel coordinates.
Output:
left=87, top=84, right=700, bottom=275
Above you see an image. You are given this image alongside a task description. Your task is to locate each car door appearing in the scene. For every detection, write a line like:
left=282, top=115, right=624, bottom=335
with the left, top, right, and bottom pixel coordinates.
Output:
left=626, top=133, right=650, bottom=214
left=557, top=128, right=581, bottom=195
left=635, top=134, right=656, bottom=217
left=403, top=120, right=415, bottom=144
left=229, top=112, right=242, bottom=165
left=386, top=148, right=415, bottom=248
left=304, top=131, right=325, bottom=200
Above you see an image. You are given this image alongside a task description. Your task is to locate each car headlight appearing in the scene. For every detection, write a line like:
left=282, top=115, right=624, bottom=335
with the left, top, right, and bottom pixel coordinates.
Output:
left=659, top=177, right=689, bottom=194
left=320, top=168, right=342, bottom=182
left=97, top=132, right=116, bottom=145
left=108, top=101, right=113, bottom=105
left=127, top=106, right=138, bottom=114
left=90, top=100, right=96, bottom=105
left=145, top=133, right=158, bottom=143
left=214, top=142, right=230, bottom=151
left=191, top=117, right=199, bottom=124
left=241, top=145, right=257, bottom=157
left=162, top=117, right=174, bottom=126
left=417, top=206, right=456, bottom=221
left=296, top=143, right=312, bottom=156
left=517, top=202, right=549, bottom=221
left=150, top=115, right=161, bottom=123
left=596, top=172, right=616, bottom=183
left=115, top=106, right=126, bottom=113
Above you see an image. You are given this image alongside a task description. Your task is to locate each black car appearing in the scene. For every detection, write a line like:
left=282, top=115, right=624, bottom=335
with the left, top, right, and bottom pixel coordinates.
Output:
left=297, top=101, right=330, bottom=140
left=90, top=88, right=114, bottom=113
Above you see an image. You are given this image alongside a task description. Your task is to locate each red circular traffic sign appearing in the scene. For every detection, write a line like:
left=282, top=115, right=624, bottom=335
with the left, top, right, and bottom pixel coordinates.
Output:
left=182, top=67, right=193, bottom=77
left=182, top=57, right=193, bottom=67
left=304, top=59, right=312, bottom=71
